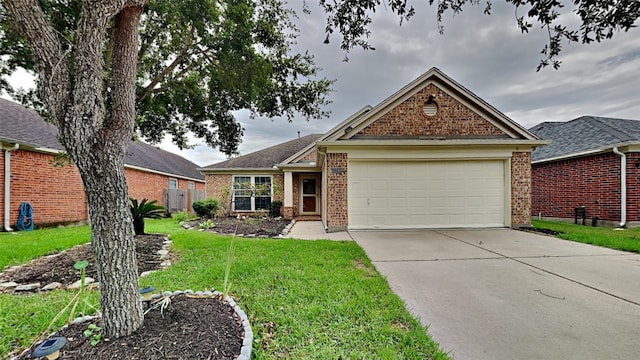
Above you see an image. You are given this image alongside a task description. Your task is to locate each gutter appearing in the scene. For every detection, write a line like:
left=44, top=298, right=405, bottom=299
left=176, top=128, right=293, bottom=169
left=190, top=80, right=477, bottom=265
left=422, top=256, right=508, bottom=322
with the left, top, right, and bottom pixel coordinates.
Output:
left=612, top=147, right=627, bottom=227
left=3, top=143, right=19, bottom=231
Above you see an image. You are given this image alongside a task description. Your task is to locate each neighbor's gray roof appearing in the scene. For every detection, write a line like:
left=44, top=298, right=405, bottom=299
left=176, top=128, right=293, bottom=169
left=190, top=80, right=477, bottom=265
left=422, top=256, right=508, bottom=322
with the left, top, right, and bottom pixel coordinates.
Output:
left=201, top=133, right=323, bottom=170
left=529, top=115, right=640, bottom=162
left=0, top=97, right=204, bottom=181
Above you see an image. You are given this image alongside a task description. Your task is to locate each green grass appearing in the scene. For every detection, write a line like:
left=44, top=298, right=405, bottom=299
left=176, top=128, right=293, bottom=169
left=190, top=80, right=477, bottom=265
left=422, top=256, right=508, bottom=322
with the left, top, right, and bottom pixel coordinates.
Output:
left=0, top=225, right=91, bottom=270
left=1, top=218, right=448, bottom=359
left=532, top=220, right=640, bottom=253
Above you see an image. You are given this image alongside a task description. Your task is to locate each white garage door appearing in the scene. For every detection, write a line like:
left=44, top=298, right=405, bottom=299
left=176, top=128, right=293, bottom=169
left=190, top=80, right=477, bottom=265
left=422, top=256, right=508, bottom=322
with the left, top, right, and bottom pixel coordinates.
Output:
left=348, top=160, right=506, bottom=229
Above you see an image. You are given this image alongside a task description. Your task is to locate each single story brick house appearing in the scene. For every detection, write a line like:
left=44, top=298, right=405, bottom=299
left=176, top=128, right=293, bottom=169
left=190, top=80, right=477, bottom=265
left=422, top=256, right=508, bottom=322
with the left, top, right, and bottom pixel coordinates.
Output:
left=529, top=116, right=640, bottom=227
left=1, top=97, right=205, bottom=230
left=201, top=67, right=546, bottom=231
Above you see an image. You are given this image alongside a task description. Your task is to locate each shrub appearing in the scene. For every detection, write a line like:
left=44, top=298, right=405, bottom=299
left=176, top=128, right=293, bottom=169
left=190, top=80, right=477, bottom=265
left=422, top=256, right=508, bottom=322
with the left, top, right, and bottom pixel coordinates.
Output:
left=171, top=210, right=190, bottom=223
left=193, top=198, right=220, bottom=218
left=130, top=198, right=166, bottom=235
left=269, top=200, right=283, bottom=218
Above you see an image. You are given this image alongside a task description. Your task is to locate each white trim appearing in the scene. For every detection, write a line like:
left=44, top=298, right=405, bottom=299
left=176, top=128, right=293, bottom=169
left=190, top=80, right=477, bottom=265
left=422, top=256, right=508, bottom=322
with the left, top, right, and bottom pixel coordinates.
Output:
left=232, top=175, right=273, bottom=212
left=299, top=175, right=320, bottom=215
left=3, top=143, right=19, bottom=231
left=284, top=172, right=293, bottom=207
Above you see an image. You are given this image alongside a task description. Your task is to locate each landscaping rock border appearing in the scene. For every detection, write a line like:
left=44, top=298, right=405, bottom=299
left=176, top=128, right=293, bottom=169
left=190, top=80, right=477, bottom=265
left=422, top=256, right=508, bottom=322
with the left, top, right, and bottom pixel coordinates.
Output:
left=0, top=236, right=173, bottom=293
left=11, top=290, right=252, bottom=360
left=182, top=218, right=295, bottom=239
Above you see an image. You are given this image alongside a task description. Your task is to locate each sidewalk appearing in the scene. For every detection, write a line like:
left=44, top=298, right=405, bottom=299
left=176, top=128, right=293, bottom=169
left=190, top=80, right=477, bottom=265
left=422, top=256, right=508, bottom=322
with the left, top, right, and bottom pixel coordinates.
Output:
left=285, top=221, right=352, bottom=241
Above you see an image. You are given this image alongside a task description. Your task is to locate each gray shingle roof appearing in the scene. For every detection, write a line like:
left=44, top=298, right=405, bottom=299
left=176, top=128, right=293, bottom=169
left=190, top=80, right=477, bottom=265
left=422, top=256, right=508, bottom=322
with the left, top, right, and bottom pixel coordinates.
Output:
left=201, top=133, right=323, bottom=170
left=529, top=116, right=640, bottom=162
left=0, top=97, right=204, bottom=180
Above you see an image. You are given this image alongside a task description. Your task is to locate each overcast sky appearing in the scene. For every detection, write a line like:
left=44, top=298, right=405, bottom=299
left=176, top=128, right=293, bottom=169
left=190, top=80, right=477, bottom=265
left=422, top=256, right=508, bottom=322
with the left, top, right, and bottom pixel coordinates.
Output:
left=4, top=2, right=639, bottom=166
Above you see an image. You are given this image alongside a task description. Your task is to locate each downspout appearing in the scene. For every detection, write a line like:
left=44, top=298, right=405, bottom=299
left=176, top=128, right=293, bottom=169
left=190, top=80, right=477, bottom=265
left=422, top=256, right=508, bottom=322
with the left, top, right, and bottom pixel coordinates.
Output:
left=4, top=143, right=19, bottom=231
left=612, top=147, right=627, bottom=227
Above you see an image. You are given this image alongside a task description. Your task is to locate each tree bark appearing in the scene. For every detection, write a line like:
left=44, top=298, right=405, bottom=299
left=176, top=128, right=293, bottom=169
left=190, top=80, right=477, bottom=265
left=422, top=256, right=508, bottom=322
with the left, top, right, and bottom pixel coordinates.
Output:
left=4, top=0, right=147, bottom=338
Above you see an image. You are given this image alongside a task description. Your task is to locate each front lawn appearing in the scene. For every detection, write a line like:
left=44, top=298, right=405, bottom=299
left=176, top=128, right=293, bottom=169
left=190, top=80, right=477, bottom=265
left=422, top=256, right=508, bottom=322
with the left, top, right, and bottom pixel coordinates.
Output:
left=0, top=225, right=91, bottom=270
left=1, top=219, right=448, bottom=359
left=532, top=220, right=640, bottom=253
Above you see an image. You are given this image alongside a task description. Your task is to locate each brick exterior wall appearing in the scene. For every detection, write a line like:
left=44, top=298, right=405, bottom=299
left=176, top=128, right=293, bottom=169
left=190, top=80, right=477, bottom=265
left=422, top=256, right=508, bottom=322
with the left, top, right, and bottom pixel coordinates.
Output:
left=326, top=153, right=348, bottom=231
left=511, top=152, right=532, bottom=227
left=126, top=168, right=204, bottom=205
left=292, top=174, right=300, bottom=217
left=1, top=149, right=204, bottom=228
left=360, top=84, right=506, bottom=137
left=3, top=149, right=87, bottom=227
left=531, top=152, right=639, bottom=223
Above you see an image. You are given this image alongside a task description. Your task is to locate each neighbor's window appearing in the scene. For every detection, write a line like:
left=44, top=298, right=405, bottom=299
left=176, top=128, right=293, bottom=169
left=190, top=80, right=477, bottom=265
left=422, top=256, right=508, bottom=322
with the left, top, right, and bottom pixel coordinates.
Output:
left=233, top=175, right=272, bottom=211
left=169, top=178, right=178, bottom=189
left=188, top=181, right=195, bottom=190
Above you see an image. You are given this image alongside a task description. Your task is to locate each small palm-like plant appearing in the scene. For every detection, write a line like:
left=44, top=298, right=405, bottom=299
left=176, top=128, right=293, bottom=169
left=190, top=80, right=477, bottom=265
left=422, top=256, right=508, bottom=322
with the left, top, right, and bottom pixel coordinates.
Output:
left=130, top=198, right=166, bottom=235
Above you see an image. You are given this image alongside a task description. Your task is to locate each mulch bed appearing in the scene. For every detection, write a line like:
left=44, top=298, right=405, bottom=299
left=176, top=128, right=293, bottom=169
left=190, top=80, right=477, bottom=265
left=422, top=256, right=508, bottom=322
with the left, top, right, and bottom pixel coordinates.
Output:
left=188, top=216, right=290, bottom=237
left=5, top=234, right=246, bottom=359
left=0, top=234, right=168, bottom=287
left=13, top=294, right=244, bottom=360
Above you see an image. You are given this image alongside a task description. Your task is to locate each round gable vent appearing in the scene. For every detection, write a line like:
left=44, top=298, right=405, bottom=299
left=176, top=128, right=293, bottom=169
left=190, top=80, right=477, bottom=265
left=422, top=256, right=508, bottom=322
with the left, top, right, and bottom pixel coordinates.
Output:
left=423, top=102, right=437, bottom=116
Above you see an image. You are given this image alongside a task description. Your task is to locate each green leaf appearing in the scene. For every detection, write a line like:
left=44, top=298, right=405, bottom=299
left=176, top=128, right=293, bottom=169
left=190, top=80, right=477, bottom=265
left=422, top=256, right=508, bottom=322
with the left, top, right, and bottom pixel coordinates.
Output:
left=74, top=260, right=89, bottom=270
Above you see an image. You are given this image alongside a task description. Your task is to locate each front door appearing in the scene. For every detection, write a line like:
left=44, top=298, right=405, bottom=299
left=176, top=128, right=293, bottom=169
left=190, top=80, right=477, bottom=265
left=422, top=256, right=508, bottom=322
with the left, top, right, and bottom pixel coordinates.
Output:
left=301, top=176, right=319, bottom=214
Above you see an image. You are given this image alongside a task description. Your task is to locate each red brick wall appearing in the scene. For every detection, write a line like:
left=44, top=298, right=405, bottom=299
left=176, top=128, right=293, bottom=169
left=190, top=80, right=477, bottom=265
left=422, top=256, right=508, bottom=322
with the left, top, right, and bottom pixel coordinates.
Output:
left=125, top=168, right=204, bottom=204
left=326, top=153, right=348, bottom=230
left=531, top=152, right=639, bottom=222
left=360, top=84, right=506, bottom=137
left=1, top=149, right=204, bottom=228
left=5, top=149, right=88, bottom=226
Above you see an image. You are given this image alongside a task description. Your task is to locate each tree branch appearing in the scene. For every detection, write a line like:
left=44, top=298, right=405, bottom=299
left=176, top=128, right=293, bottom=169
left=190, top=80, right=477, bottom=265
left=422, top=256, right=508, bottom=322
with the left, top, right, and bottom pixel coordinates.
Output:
left=105, top=5, right=145, bottom=145
left=2, top=0, right=69, bottom=122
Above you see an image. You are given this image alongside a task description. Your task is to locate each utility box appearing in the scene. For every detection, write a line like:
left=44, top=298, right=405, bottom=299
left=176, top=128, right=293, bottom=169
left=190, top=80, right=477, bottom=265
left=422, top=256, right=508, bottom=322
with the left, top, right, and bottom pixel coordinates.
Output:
left=574, top=206, right=586, bottom=225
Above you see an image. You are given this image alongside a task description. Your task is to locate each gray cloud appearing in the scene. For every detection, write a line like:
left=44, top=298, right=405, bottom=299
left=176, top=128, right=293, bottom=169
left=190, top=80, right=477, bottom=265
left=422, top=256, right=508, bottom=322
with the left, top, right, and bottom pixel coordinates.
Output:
left=4, top=2, right=639, bottom=166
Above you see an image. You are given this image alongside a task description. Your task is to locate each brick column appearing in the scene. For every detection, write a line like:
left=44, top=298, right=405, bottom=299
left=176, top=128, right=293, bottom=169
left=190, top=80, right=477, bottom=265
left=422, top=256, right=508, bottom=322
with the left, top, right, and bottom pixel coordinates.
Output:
left=326, top=153, right=348, bottom=231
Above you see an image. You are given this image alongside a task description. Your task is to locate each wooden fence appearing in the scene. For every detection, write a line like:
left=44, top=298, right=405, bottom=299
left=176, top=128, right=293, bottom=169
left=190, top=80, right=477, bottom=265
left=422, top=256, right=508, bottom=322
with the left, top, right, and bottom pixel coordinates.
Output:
left=163, top=188, right=206, bottom=214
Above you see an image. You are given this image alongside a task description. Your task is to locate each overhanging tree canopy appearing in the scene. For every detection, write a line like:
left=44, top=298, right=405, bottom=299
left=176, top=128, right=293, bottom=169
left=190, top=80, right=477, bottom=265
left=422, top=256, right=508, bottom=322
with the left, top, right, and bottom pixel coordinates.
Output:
left=319, top=0, right=639, bottom=69
left=0, top=0, right=333, bottom=156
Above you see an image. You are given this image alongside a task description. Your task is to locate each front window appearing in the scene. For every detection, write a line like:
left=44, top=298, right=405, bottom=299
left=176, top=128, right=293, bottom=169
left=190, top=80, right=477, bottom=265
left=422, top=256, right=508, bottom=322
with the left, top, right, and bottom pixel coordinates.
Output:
left=233, top=175, right=272, bottom=211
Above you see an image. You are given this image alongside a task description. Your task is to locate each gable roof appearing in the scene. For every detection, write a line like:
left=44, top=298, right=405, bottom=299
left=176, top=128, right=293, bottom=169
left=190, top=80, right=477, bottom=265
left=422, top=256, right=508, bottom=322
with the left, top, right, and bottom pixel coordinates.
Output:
left=322, top=67, right=540, bottom=142
left=529, top=116, right=640, bottom=162
left=0, top=97, right=204, bottom=181
left=200, top=133, right=323, bottom=171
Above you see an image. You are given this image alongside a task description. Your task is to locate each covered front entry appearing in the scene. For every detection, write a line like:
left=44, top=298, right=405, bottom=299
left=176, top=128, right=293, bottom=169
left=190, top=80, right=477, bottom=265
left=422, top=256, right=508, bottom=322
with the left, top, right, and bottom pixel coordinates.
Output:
left=348, top=160, right=507, bottom=229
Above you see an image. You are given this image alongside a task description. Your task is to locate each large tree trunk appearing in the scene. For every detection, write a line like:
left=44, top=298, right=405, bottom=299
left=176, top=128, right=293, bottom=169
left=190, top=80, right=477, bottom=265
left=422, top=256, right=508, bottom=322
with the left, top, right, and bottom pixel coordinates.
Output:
left=4, top=0, right=147, bottom=338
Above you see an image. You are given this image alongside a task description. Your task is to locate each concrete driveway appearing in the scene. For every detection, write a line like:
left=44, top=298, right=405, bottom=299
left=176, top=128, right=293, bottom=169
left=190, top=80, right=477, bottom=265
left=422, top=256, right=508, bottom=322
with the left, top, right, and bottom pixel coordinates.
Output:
left=351, top=229, right=640, bottom=360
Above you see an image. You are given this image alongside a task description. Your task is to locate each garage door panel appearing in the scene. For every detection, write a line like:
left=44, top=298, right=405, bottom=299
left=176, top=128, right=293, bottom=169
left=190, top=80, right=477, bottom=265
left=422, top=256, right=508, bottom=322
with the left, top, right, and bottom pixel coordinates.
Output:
left=348, top=160, right=506, bottom=229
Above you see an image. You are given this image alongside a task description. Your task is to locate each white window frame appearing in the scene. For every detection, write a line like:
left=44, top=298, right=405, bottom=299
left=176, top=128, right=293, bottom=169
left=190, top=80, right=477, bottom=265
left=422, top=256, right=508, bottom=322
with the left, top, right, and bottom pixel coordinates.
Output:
left=169, top=178, right=178, bottom=189
left=232, top=175, right=273, bottom=212
left=188, top=181, right=195, bottom=190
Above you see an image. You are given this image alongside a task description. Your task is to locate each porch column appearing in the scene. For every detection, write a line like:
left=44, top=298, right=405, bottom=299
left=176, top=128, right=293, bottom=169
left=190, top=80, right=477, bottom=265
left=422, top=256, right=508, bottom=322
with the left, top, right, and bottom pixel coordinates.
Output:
left=283, top=171, right=294, bottom=218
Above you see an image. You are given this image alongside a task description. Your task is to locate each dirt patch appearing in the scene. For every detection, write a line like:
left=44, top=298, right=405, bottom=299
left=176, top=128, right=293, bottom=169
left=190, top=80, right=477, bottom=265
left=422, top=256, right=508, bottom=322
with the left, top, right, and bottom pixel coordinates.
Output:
left=13, top=294, right=244, bottom=360
left=521, top=227, right=564, bottom=236
left=0, top=234, right=170, bottom=291
left=187, top=216, right=290, bottom=237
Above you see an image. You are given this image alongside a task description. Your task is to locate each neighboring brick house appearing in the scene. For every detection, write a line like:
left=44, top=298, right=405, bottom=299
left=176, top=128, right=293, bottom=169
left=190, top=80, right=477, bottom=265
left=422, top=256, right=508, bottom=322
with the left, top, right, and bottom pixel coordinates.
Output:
left=529, top=116, right=640, bottom=227
left=201, top=67, right=545, bottom=232
left=1, top=98, right=205, bottom=230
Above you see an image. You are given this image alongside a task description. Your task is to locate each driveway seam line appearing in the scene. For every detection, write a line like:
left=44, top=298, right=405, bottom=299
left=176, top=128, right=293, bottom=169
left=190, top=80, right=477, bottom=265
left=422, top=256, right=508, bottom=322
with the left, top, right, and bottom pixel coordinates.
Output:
left=435, top=230, right=640, bottom=307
